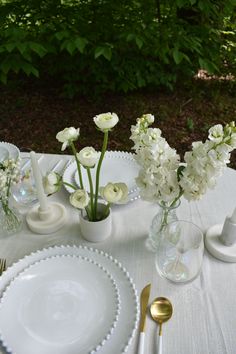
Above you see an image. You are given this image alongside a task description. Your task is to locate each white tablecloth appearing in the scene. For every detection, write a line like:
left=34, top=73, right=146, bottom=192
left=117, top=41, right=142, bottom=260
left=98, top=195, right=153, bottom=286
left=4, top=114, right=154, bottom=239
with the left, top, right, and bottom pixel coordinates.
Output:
left=0, top=152, right=236, bottom=354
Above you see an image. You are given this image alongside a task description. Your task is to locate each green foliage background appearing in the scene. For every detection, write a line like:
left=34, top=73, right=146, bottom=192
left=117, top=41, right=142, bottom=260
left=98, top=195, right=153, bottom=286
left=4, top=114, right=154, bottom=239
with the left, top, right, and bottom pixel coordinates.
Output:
left=0, top=0, right=235, bottom=96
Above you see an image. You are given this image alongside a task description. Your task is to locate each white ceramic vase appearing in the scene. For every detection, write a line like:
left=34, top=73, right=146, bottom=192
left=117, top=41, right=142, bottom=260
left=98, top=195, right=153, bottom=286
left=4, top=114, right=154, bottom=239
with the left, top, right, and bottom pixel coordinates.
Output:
left=80, top=203, right=112, bottom=242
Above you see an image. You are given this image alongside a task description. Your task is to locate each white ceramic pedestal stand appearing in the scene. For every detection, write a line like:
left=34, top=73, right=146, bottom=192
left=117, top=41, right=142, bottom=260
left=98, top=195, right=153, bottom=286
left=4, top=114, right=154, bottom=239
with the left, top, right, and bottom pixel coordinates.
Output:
left=26, top=202, right=67, bottom=234
left=26, top=151, right=67, bottom=234
left=205, top=222, right=236, bottom=263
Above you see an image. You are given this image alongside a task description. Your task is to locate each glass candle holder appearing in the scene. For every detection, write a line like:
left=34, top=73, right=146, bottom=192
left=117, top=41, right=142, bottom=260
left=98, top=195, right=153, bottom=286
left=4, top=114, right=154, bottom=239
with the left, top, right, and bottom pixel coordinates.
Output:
left=155, top=220, right=204, bottom=283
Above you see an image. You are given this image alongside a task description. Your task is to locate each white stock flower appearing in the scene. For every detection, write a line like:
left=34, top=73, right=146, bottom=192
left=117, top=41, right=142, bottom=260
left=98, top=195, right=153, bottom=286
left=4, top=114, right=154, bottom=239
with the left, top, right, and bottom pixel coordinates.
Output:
left=77, top=147, right=99, bottom=167
left=131, top=116, right=236, bottom=204
left=93, top=112, right=119, bottom=131
left=208, top=124, right=224, bottom=144
left=100, top=182, right=128, bottom=204
left=43, top=172, right=61, bottom=195
left=69, top=189, right=89, bottom=209
left=56, top=127, right=80, bottom=151
left=142, top=114, right=155, bottom=124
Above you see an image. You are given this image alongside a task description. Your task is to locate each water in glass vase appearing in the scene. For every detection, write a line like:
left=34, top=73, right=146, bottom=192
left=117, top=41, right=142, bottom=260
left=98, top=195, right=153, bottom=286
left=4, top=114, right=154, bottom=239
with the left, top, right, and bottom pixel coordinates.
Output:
left=0, top=201, right=22, bottom=237
left=146, top=200, right=180, bottom=252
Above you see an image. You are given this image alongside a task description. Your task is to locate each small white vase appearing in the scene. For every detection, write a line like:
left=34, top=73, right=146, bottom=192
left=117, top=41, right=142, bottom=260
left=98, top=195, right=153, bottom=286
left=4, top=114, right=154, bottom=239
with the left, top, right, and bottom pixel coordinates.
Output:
left=80, top=203, right=112, bottom=242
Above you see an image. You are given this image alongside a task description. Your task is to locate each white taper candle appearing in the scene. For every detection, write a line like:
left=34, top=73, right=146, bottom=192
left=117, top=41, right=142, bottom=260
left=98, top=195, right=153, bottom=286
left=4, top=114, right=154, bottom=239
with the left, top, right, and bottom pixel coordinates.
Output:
left=30, top=151, right=48, bottom=211
left=230, top=207, right=236, bottom=224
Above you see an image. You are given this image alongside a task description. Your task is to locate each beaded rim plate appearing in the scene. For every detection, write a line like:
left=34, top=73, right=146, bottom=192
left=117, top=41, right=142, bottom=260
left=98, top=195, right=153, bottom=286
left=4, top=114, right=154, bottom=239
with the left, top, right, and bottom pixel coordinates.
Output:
left=0, top=142, right=20, bottom=160
left=0, top=254, right=120, bottom=354
left=0, top=245, right=139, bottom=354
left=63, top=151, right=140, bottom=196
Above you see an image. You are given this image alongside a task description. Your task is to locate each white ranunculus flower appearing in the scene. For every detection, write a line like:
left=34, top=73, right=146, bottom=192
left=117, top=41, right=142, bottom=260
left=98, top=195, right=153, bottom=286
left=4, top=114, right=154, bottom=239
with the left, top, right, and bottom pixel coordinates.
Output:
left=93, top=112, right=119, bottom=131
left=43, top=172, right=61, bottom=195
left=69, top=189, right=89, bottom=209
left=208, top=124, right=224, bottom=144
left=100, top=182, right=128, bottom=204
left=56, top=127, right=80, bottom=151
left=77, top=147, right=99, bottom=167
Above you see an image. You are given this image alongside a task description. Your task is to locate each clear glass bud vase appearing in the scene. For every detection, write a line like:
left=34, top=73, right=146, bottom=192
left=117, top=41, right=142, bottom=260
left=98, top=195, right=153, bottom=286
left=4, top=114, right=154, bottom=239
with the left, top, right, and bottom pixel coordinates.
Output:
left=146, top=200, right=180, bottom=252
left=0, top=199, right=22, bottom=237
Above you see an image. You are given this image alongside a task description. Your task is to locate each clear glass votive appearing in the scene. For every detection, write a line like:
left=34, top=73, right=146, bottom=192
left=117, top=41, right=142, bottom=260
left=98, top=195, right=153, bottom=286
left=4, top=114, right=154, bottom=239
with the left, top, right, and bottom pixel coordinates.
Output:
left=12, top=159, right=38, bottom=207
left=155, top=220, right=204, bottom=283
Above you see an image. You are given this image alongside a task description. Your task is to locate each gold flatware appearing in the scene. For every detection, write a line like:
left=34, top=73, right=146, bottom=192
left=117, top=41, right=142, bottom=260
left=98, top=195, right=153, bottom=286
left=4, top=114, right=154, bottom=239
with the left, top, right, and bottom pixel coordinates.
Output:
left=150, top=297, right=173, bottom=354
left=138, top=283, right=151, bottom=354
left=0, top=259, right=6, bottom=275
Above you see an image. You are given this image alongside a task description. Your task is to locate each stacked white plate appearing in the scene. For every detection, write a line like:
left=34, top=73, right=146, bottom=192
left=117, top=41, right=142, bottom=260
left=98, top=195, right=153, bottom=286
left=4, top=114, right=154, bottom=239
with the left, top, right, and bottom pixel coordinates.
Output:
left=0, top=245, right=139, bottom=354
left=0, top=142, right=20, bottom=161
left=63, top=151, right=140, bottom=203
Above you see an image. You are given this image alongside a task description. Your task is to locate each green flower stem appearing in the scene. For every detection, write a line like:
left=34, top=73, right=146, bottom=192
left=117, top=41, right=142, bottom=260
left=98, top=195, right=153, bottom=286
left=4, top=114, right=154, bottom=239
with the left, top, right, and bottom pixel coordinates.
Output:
left=85, top=206, right=92, bottom=220
left=6, top=177, right=11, bottom=198
left=103, top=203, right=110, bottom=219
left=71, top=142, right=84, bottom=190
left=62, top=181, right=77, bottom=190
left=86, top=167, right=95, bottom=220
left=1, top=198, right=21, bottom=231
left=94, top=130, right=108, bottom=218
left=170, top=190, right=184, bottom=208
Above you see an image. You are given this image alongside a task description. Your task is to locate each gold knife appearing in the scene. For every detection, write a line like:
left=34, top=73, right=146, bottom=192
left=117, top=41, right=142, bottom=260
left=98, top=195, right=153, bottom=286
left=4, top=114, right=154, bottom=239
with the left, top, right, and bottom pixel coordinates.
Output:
left=138, top=283, right=151, bottom=354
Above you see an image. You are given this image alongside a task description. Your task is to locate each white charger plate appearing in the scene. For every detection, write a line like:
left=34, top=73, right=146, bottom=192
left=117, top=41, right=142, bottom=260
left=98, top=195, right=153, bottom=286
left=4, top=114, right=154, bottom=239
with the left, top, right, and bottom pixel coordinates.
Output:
left=63, top=151, right=140, bottom=196
left=0, top=142, right=20, bottom=160
left=0, top=255, right=120, bottom=354
left=0, top=246, right=139, bottom=354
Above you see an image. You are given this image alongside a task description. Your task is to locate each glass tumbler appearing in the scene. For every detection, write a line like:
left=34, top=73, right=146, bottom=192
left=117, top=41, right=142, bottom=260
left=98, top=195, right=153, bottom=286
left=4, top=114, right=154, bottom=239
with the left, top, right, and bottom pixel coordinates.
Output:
left=11, top=158, right=38, bottom=207
left=155, top=220, right=204, bottom=283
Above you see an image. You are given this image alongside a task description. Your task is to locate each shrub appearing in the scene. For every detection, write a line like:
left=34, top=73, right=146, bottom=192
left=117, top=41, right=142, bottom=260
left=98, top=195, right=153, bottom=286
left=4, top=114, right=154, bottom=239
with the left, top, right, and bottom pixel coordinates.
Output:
left=0, top=0, right=235, bottom=96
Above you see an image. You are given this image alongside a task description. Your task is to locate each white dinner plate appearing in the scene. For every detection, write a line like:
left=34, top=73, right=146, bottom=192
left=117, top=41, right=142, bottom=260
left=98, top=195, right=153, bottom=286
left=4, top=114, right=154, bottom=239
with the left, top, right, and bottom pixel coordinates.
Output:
left=0, top=142, right=20, bottom=160
left=0, top=246, right=139, bottom=354
left=0, top=255, right=120, bottom=354
left=63, top=151, right=140, bottom=196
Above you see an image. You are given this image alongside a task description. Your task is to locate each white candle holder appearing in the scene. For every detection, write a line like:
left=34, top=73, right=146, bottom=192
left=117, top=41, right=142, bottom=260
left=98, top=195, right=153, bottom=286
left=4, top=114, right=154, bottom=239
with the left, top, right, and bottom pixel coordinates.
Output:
left=26, top=202, right=67, bottom=234
left=205, top=209, right=236, bottom=263
left=26, top=151, right=67, bottom=234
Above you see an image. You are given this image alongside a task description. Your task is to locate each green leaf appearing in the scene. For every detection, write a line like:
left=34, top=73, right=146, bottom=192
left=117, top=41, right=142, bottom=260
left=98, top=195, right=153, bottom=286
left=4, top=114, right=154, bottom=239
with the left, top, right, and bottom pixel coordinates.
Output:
left=173, top=49, right=184, bottom=64
left=0, top=60, right=11, bottom=74
left=16, top=43, right=27, bottom=55
left=135, top=36, right=143, bottom=49
left=66, top=41, right=76, bottom=55
left=126, top=33, right=135, bottom=42
left=198, top=58, right=218, bottom=73
left=55, top=30, right=70, bottom=41
left=5, top=43, right=16, bottom=53
left=176, top=0, right=186, bottom=7
left=29, top=42, right=47, bottom=57
left=74, top=37, right=88, bottom=53
left=94, top=46, right=112, bottom=60
left=60, top=40, right=76, bottom=55
left=0, top=72, right=7, bottom=84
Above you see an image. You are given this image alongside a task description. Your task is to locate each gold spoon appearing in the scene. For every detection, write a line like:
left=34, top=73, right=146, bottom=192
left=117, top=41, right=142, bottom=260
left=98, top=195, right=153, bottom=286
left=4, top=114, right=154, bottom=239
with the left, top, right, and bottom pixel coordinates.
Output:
left=150, top=297, right=173, bottom=354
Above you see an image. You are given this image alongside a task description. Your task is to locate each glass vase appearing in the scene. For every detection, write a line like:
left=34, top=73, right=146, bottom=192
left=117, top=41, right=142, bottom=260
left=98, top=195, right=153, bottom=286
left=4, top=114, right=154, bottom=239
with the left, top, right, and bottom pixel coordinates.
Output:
left=0, top=200, right=22, bottom=237
left=146, top=200, right=180, bottom=252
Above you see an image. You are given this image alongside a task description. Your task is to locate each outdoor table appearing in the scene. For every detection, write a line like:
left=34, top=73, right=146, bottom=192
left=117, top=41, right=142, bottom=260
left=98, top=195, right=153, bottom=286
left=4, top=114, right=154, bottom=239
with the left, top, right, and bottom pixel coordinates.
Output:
left=0, top=152, right=236, bottom=354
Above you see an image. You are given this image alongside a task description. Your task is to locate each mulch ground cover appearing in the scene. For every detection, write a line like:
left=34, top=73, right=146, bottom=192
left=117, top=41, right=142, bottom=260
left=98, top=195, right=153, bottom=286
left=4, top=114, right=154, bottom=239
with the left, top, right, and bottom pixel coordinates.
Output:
left=0, top=77, right=236, bottom=169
